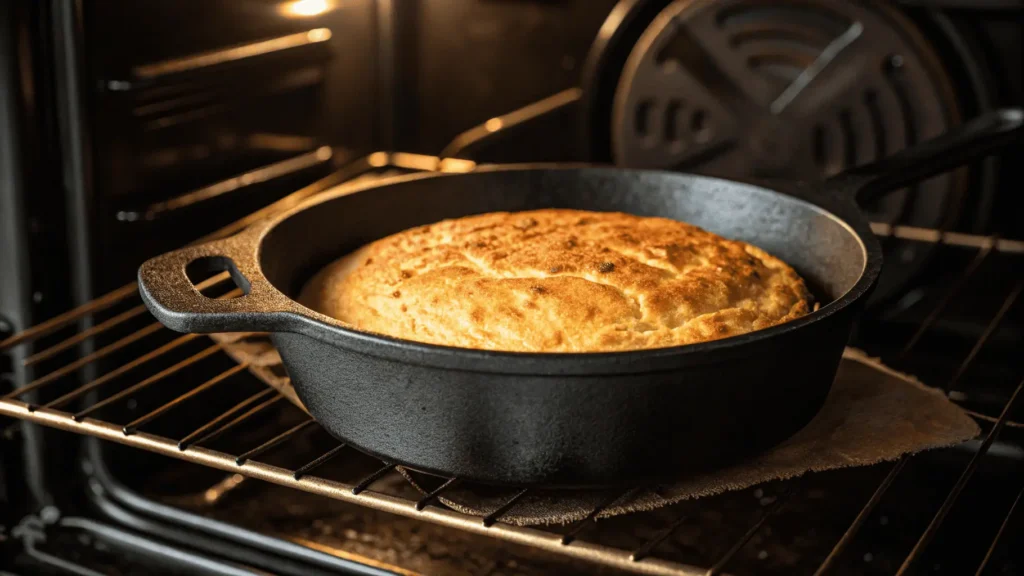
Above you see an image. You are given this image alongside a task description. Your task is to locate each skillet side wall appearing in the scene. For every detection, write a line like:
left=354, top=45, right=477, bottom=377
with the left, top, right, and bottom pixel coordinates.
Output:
left=275, top=297, right=855, bottom=486
left=254, top=168, right=873, bottom=484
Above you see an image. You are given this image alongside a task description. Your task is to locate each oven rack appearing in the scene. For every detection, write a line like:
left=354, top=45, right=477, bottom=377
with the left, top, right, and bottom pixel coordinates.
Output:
left=2, top=159, right=1023, bottom=576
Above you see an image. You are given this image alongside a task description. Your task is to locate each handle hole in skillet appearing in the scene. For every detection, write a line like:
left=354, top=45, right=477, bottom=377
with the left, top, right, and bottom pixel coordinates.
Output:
left=185, top=256, right=251, bottom=299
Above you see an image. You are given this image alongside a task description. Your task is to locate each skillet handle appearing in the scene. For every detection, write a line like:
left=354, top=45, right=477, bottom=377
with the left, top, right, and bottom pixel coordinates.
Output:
left=827, top=108, right=1023, bottom=205
left=137, top=229, right=307, bottom=334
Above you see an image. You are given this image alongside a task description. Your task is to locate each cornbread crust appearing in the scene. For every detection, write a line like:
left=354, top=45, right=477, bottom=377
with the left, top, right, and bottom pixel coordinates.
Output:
left=299, top=209, right=812, bottom=352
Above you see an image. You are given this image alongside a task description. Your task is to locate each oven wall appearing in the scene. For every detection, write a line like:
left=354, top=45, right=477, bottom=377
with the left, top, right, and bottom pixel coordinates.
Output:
left=0, top=0, right=78, bottom=510
left=0, top=2, right=31, bottom=346
left=0, top=0, right=77, bottom=342
left=80, top=0, right=381, bottom=292
left=389, top=0, right=620, bottom=159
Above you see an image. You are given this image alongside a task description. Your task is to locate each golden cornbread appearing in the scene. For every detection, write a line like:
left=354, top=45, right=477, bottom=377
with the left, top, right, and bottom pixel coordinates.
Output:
left=299, top=209, right=813, bottom=352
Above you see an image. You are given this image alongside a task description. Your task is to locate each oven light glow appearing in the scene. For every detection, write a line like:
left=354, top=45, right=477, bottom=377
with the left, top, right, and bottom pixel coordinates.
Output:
left=484, top=118, right=504, bottom=132
left=281, top=0, right=332, bottom=18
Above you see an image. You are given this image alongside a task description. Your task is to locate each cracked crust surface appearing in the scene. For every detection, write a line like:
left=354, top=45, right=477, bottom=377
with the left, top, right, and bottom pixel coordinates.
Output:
left=299, top=209, right=812, bottom=352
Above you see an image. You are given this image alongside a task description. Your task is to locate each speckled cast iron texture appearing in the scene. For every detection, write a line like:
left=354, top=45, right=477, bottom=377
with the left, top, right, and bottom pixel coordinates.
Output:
left=135, top=110, right=1021, bottom=486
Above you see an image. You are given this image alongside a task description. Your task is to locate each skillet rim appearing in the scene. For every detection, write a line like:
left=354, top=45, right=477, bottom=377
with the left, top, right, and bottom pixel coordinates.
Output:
left=242, top=164, right=882, bottom=373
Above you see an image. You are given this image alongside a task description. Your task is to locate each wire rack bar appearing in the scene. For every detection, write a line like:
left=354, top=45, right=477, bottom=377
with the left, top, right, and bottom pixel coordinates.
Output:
left=73, top=344, right=224, bottom=420
left=292, top=444, right=347, bottom=480
left=235, top=419, right=316, bottom=465
left=561, top=487, right=640, bottom=545
left=0, top=283, right=141, bottom=352
left=898, top=239, right=995, bottom=358
left=123, top=363, right=249, bottom=434
left=482, top=488, right=532, bottom=527
left=5, top=323, right=166, bottom=401
left=10, top=284, right=240, bottom=402
left=22, top=273, right=231, bottom=367
left=439, top=88, right=583, bottom=159
left=415, top=477, right=462, bottom=511
left=812, top=456, right=908, bottom=576
left=182, top=394, right=284, bottom=450
left=23, top=304, right=148, bottom=367
left=868, top=223, right=1024, bottom=253
left=945, top=278, right=1023, bottom=391
left=0, top=399, right=705, bottom=576
left=705, top=488, right=793, bottom=575
left=351, top=463, right=397, bottom=496
left=630, top=513, right=690, bottom=563
left=39, top=334, right=200, bottom=411
left=176, top=389, right=277, bottom=450
left=973, top=484, right=1023, bottom=576
left=0, top=272, right=232, bottom=356
left=895, top=379, right=1024, bottom=576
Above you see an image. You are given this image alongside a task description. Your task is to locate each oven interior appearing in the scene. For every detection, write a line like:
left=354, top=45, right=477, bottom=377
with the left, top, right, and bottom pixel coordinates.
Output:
left=3, top=161, right=1022, bottom=576
left=2, top=1, right=1023, bottom=575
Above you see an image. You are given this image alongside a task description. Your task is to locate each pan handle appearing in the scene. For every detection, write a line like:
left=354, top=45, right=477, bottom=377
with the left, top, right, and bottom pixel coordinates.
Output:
left=137, top=230, right=308, bottom=334
left=826, top=108, right=1023, bottom=205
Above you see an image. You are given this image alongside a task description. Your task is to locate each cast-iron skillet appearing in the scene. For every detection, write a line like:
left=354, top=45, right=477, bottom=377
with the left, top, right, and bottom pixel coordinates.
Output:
left=138, top=109, right=1023, bottom=487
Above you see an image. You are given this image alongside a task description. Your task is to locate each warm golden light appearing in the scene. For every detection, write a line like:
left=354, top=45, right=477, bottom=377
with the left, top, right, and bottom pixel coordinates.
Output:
left=315, top=146, right=333, bottom=161
left=439, top=158, right=477, bottom=173
left=281, top=0, right=332, bottom=18
left=307, top=28, right=332, bottom=42
left=367, top=152, right=390, bottom=167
